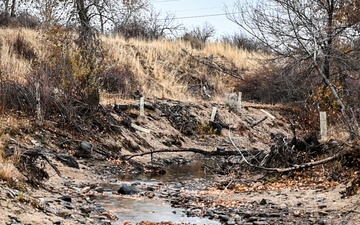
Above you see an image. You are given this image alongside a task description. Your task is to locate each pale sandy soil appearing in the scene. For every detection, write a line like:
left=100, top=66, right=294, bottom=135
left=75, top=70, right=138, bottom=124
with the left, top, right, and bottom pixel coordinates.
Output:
left=0, top=99, right=358, bottom=224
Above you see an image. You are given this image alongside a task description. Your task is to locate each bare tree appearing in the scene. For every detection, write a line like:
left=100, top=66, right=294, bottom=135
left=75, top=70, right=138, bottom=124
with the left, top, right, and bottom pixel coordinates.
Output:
left=188, top=22, right=216, bottom=42
left=111, top=1, right=181, bottom=39
left=227, top=0, right=360, bottom=138
left=221, top=32, right=269, bottom=52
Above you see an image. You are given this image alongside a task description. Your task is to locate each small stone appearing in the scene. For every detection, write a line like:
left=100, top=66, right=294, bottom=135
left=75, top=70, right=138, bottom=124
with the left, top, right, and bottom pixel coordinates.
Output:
left=81, top=187, right=91, bottom=194
left=80, top=206, right=93, bottom=214
left=191, top=208, right=202, bottom=216
left=206, top=209, right=215, bottom=218
left=259, top=198, right=267, bottom=205
left=258, top=213, right=268, bottom=217
left=254, top=222, right=268, bottom=225
left=147, top=186, right=155, bottom=191
left=279, top=204, right=287, bottom=209
left=318, top=211, right=328, bottom=216
left=146, top=192, right=155, bottom=198
left=59, top=195, right=72, bottom=203
left=293, top=210, right=301, bottom=217
left=75, top=141, right=92, bottom=158
left=268, top=213, right=281, bottom=217
left=94, top=187, right=104, bottom=193
left=117, top=185, right=139, bottom=195
left=243, top=211, right=253, bottom=218
left=246, top=217, right=258, bottom=222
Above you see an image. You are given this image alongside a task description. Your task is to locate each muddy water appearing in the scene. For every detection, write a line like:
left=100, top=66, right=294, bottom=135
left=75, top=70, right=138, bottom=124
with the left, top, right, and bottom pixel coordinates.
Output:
left=120, top=158, right=216, bottom=182
left=97, top=159, right=221, bottom=224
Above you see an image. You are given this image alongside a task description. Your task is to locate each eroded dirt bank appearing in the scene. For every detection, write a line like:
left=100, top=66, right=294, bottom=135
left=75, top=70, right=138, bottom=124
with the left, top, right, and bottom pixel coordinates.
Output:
left=0, top=98, right=359, bottom=225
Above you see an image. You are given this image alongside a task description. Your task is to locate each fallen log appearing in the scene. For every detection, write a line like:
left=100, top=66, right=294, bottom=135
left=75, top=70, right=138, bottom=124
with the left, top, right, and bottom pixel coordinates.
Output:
left=122, top=148, right=243, bottom=160
left=253, top=153, right=342, bottom=173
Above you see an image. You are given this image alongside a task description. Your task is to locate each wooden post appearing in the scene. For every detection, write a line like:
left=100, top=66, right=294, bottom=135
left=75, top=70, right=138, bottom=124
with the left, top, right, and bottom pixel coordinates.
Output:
left=35, top=82, right=42, bottom=126
left=210, top=107, right=217, bottom=122
left=139, top=96, right=145, bottom=117
left=238, top=92, right=242, bottom=109
left=320, top=111, right=327, bottom=140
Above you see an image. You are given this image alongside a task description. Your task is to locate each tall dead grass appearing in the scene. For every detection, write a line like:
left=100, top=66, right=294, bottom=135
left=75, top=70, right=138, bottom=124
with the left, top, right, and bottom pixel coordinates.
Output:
left=0, top=28, right=265, bottom=104
left=102, top=35, right=265, bottom=101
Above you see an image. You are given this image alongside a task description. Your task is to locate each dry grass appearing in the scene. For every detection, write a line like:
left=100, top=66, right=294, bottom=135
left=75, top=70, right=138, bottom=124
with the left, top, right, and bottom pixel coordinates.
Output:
left=0, top=28, right=266, bottom=102
left=102, top=35, right=265, bottom=101
left=0, top=31, right=30, bottom=83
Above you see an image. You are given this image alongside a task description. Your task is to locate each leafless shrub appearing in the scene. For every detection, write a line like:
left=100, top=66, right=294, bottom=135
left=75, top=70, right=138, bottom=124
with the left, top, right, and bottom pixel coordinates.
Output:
left=12, top=34, right=37, bottom=61
left=181, top=33, right=204, bottom=50
left=221, top=33, right=270, bottom=53
left=188, top=22, right=215, bottom=43
left=0, top=11, right=39, bottom=28
left=236, top=62, right=316, bottom=104
left=0, top=81, right=36, bottom=115
left=16, top=12, right=39, bottom=28
left=112, top=7, right=181, bottom=40
left=99, top=65, right=138, bottom=96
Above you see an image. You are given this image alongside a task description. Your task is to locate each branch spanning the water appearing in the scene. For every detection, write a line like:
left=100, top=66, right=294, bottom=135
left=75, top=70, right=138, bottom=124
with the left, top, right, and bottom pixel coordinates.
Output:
left=122, top=148, right=241, bottom=160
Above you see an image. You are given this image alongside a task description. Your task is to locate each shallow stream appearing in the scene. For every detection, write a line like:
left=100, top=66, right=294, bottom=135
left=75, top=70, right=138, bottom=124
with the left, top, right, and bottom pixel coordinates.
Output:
left=95, top=159, right=221, bottom=224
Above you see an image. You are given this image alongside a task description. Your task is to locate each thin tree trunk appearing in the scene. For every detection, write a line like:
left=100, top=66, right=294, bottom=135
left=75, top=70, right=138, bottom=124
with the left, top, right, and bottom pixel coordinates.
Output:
left=10, top=0, right=16, bottom=17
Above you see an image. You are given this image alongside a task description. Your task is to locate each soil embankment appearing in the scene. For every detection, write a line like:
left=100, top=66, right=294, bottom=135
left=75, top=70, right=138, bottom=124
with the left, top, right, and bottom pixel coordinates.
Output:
left=0, top=98, right=359, bottom=225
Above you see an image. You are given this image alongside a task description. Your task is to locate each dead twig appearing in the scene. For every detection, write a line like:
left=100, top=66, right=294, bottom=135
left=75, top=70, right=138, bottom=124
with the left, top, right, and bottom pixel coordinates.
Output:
left=251, top=116, right=268, bottom=128
left=229, top=134, right=343, bottom=173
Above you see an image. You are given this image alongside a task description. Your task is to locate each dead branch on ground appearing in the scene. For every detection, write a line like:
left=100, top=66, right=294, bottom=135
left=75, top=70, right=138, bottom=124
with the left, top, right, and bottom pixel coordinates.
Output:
left=229, top=135, right=343, bottom=173
left=122, top=148, right=249, bottom=160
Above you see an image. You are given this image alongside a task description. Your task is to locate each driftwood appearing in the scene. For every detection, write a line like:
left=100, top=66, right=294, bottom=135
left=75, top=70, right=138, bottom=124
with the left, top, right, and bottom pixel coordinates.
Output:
left=122, top=148, right=242, bottom=160
left=21, top=149, right=61, bottom=176
left=253, top=153, right=342, bottom=172
left=251, top=116, right=268, bottom=128
left=229, top=135, right=343, bottom=173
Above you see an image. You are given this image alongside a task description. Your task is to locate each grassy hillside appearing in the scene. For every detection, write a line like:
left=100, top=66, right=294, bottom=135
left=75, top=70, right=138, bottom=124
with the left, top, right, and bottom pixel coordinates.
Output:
left=0, top=27, right=266, bottom=103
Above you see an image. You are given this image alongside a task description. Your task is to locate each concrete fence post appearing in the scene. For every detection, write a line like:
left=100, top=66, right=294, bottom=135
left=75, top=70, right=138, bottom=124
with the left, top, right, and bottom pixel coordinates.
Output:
left=320, top=111, right=327, bottom=140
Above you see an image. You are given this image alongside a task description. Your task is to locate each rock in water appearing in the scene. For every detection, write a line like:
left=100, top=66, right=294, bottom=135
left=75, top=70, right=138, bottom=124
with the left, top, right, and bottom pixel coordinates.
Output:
left=117, top=185, right=139, bottom=195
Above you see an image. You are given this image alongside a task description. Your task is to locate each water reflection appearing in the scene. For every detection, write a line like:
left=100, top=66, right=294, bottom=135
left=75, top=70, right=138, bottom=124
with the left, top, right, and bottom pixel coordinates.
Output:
left=118, top=158, right=216, bottom=183
left=99, top=195, right=220, bottom=225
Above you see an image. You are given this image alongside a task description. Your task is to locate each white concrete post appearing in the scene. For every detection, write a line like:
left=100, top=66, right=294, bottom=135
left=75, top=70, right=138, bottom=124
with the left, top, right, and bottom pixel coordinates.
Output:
left=238, top=92, right=242, bottom=109
left=139, top=96, right=145, bottom=117
left=35, top=82, right=42, bottom=126
left=210, top=107, right=217, bottom=122
left=320, top=111, right=327, bottom=140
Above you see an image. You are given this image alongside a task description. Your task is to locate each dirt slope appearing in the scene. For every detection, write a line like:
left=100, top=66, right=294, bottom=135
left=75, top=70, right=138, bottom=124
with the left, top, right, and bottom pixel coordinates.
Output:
left=0, top=98, right=358, bottom=225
